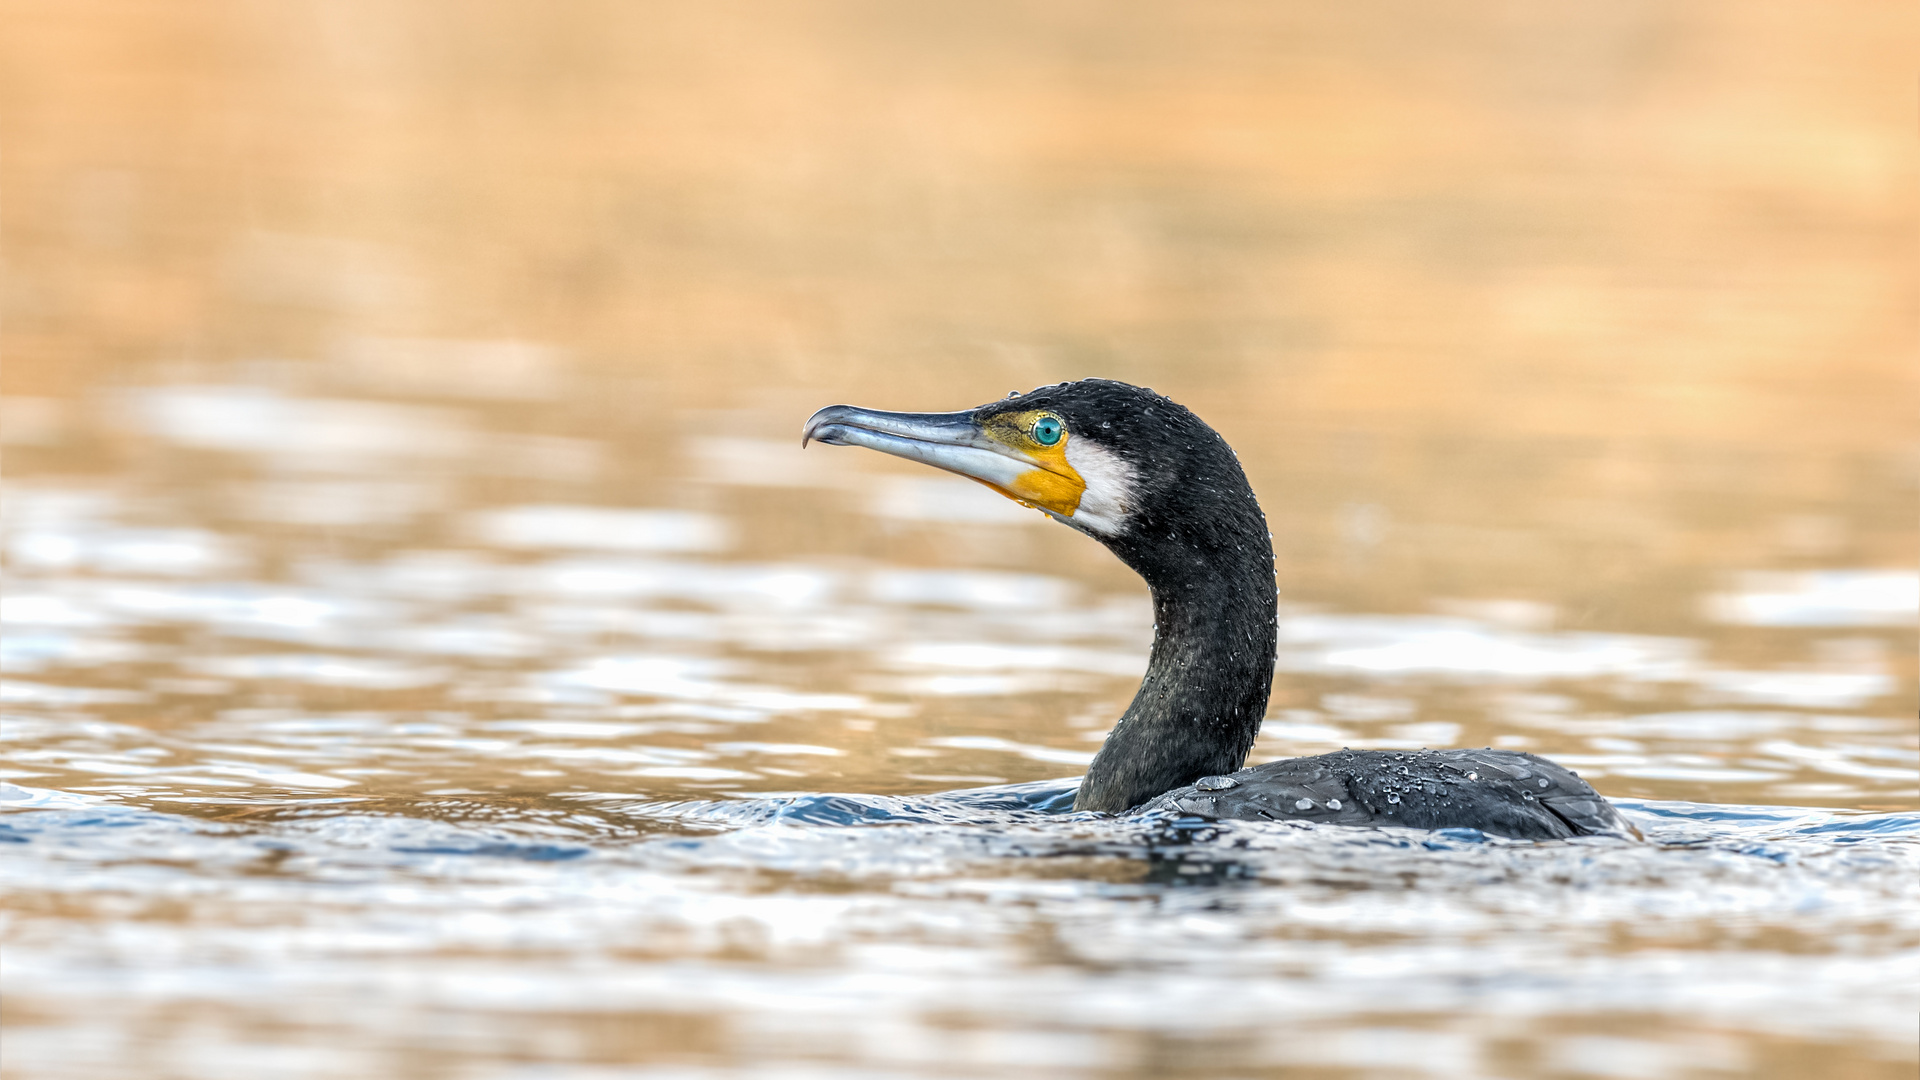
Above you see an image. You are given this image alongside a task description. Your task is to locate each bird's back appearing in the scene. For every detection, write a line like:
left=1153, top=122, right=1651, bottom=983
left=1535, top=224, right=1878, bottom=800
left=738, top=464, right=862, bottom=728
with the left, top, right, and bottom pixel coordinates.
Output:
left=1139, top=747, right=1637, bottom=840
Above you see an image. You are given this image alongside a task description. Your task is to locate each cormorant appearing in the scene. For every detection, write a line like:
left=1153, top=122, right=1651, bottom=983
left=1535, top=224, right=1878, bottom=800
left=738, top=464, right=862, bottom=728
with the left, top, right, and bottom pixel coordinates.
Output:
left=802, top=379, right=1635, bottom=840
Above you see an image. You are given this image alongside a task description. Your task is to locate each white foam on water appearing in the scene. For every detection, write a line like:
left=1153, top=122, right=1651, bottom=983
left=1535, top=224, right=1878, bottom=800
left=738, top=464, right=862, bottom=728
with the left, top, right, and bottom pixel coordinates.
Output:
left=123, top=385, right=474, bottom=466
left=1704, top=570, right=1919, bottom=627
left=868, top=569, right=1073, bottom=610
left=6, top=526, right=242, bottom=576
left=1280, top=615, right=1698, bottom=680
left=922, top=736, right=1096, bottom=766
left=192, top=654, right=447, bottom=691
left=469, top=505, right=732, bottom=554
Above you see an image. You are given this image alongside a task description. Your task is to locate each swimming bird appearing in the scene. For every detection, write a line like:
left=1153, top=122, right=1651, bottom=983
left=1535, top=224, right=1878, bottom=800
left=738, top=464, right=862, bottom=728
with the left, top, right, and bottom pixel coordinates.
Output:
left=802, top=379, right=1635, bottom=840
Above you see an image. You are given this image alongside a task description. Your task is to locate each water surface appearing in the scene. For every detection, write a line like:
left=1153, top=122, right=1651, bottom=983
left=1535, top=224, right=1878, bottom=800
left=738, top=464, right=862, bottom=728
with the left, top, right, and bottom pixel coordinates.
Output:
left=4, top=3, right=1916, bottom=1077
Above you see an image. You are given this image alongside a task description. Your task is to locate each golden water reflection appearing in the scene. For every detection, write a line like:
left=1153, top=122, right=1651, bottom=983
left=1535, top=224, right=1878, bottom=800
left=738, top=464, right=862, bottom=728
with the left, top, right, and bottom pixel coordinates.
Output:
left=3, top=3, right=1916, bottom=1079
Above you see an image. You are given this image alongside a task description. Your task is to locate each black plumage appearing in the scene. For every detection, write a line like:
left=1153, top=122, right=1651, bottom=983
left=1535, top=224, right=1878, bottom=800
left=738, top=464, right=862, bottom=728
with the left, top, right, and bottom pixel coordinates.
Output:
left=1140, top=748, right=1630, bottom=840
left=806, top=378, right=1637, bottom=840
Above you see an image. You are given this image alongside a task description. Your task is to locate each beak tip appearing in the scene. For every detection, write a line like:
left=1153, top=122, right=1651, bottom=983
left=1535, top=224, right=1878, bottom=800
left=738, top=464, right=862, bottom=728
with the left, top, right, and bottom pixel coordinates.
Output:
left=801, top=404, right=854, bottom=450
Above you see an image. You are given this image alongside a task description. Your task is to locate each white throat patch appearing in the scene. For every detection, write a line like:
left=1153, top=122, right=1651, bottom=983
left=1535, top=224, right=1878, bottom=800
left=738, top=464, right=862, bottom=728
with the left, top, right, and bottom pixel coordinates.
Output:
left=1062, top=437, right=1136, bottom=536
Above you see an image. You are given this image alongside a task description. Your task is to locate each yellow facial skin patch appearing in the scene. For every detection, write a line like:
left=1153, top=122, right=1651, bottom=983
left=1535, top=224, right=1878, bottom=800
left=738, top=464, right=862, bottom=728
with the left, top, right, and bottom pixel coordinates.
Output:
left=977, top=411, right=1086, bottom=517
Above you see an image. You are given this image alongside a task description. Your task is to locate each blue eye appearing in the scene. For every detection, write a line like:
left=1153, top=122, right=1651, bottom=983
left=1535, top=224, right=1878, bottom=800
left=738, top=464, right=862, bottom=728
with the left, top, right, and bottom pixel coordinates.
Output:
left=1032, top=416, right=1063, bottom=445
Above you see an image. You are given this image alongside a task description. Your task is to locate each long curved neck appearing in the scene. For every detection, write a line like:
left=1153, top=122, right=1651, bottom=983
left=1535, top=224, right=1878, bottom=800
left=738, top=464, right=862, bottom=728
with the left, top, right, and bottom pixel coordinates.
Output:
left=1075, top=519, right=1277, bottom=813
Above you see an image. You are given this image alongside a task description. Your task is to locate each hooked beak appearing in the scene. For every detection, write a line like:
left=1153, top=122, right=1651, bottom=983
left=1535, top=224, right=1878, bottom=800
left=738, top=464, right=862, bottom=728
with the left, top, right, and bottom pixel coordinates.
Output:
left=801, top=404, right=1082, bottom=517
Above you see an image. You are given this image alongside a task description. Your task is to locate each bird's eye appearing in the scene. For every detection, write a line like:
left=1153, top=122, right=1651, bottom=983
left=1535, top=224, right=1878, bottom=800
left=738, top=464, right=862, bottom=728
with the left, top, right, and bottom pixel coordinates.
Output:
left=1032, top=416, right=1064, bottom=445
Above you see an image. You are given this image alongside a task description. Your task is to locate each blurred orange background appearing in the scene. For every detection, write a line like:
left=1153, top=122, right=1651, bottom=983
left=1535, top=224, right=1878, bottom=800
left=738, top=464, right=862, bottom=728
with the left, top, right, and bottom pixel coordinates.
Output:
left=6, top=1, right=1912, bottom=444
left=8, top=2, right=1916, bottom=632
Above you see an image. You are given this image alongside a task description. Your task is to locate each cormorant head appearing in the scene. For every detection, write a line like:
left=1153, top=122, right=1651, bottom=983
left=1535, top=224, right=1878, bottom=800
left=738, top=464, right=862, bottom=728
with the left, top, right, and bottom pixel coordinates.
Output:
left=803, top=379, right=1267, bottom=582
left=808, top=381, right=1280, bottom=813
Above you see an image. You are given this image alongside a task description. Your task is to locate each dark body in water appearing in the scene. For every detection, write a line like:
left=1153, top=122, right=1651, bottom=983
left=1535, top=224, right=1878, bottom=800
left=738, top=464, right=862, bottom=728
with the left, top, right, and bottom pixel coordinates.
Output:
left=804, top=379, right=1636, bottom=840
